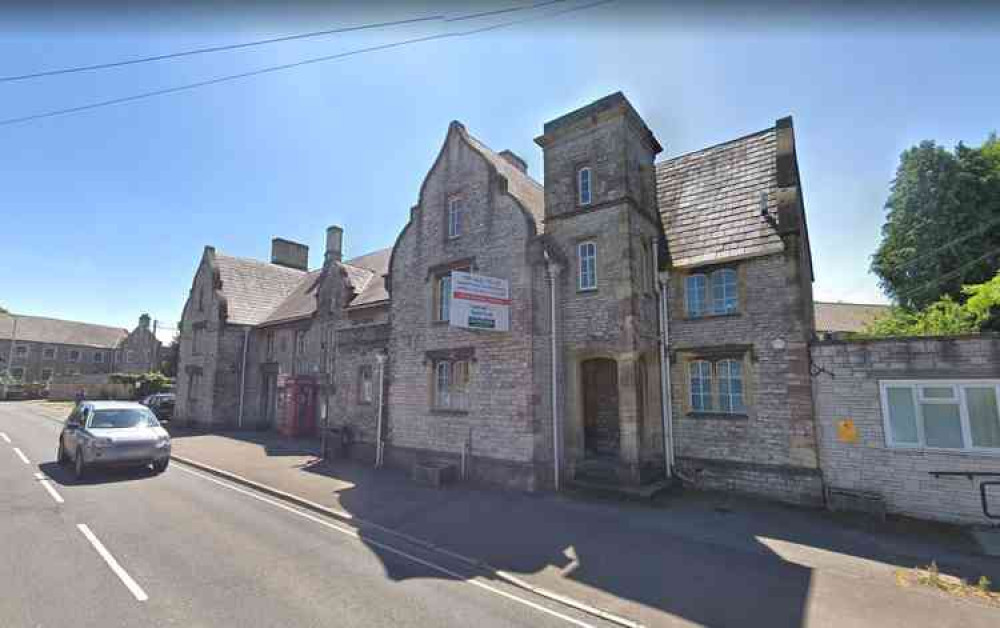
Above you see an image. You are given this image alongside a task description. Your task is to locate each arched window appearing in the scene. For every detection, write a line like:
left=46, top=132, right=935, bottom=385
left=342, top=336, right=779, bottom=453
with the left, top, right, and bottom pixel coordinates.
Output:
left=689, top=360, right=713, bottom=411
left=685, top=274, right=707, bottom=317
left=717, top=359, right=745, bottom=413
left=711, top=268, right=738, bottom=314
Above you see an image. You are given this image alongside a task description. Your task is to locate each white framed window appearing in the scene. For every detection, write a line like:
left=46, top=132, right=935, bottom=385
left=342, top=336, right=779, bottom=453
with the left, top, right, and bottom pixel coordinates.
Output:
left=578, top=167, right=592, bottom=205
left=93, top=352, right=104, bottom=363
left=14, top=344, right=28, bottom=357
left=685, top=274, right=707, bottom=317
left=69, top=350, right=81, bottom=362
left=43, top=347, right=56, bottom=360
left=434, top=359, right=470, bottom=411
left=687, top=268, right=739, bottom=317
left=578, top=241, right=597, bottom=291
left=717, top=359, right=745, bottom=413
left=437, top=274, right=452, bottom=322
left=689, top=360, right=713, bottom=412
left=711, top=269, right=738, bottom=314
left=448, top=198, right=463, bottom=239
left=881, top=380, right=1000, bottom=452
left=359, top=365, right=373, bottom=404
left=41, top=368, right=53, bottom=381
left=10, top=367, right=25, bottom=380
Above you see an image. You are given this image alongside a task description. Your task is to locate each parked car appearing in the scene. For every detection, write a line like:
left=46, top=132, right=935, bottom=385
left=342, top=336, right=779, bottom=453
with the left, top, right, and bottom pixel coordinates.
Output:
left=141, top=392, right=175, bottom=420
left=57, top=401, right=171, bottom=479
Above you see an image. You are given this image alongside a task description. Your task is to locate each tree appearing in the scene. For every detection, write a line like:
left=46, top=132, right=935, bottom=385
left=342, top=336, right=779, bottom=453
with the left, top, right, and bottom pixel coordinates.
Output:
left=0, top=305, right=8, bottom=314
left=862, top=271, right=1000, bottom=337
left=871, top=135, right=1000, bottom=310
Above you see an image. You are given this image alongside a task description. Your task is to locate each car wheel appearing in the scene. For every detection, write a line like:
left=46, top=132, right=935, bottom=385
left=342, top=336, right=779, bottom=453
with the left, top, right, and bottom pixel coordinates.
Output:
left=74, top=449, right=86, bottom=480
left=152, top=458, right=169, bottom=474
left=57, top=439, right=68, bottom=465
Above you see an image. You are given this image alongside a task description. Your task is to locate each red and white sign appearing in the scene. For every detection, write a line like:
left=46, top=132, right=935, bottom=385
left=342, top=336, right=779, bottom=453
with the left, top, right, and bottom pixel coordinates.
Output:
left=450, top=271, right=510, bottom=332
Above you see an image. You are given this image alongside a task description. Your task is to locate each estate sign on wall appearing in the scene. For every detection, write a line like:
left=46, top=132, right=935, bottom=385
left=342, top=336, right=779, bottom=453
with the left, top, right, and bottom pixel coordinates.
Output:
left=450, top=271, right=510, bottom=332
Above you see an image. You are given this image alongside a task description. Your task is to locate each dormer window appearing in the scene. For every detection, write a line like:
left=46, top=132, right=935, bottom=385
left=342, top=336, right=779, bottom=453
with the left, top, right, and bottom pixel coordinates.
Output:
left=448, top=198, right=463, bottom=239
left=578, top=167, right=592, bottom=206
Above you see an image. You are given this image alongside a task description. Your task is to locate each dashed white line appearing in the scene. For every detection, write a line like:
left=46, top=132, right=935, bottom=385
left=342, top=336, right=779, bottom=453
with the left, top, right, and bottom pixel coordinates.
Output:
left=0, top=431, right=10, bottom=443
left=76, top=524, right=148, bottom=602
left=12, top=447, right=30, bottom=465
left=174, top=465, right=597, bottom=627
left=34, top=472, right=64, bottom=504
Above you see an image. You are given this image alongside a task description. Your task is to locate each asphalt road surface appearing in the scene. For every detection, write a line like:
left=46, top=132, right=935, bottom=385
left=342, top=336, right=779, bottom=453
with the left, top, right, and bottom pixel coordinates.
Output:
left=0, top=402, right=616, bottom=628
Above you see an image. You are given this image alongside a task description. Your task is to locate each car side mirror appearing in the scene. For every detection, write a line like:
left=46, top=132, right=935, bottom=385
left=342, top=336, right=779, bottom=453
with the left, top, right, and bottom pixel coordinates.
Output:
left=67, top=421, right=80, bottom=429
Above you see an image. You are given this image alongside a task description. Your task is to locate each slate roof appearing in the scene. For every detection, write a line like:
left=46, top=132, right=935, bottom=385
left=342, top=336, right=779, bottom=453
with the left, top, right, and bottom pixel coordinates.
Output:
left=656, top=128, right=785, bottom=268
left=214, top=253, right=309, bottom=326
left=814, top=302, right=891, bottom=333
left=260, top=269, right=323, bottom=326
left=343, top=248, right=391, bottom=308
left=0, top=313, right=127, bottom=348
left=463, top=128, right=545, bottom=231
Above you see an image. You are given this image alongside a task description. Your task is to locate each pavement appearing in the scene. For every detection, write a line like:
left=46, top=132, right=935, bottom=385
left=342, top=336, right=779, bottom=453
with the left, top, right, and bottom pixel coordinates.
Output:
left=0, top=401, right=620, bottom=628
left=7, top=400, right=1000, bottom=627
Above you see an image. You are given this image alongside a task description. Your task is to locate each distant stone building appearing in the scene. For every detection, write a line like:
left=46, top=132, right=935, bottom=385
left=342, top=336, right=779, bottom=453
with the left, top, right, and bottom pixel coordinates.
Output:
left=176, top=92, right=823, bottom=503
left=814, top=301, right=891, bottom=338
left=0, top=313, right=162, bottom=383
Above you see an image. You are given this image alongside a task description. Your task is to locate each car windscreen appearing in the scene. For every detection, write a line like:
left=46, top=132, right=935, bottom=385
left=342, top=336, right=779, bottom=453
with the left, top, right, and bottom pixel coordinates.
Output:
left=88, top=408, right=159, bottom=429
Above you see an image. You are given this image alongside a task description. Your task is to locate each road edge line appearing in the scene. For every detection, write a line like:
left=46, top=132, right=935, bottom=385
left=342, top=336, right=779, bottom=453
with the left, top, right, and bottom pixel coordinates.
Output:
left=171, top=454, right=642, bottom=628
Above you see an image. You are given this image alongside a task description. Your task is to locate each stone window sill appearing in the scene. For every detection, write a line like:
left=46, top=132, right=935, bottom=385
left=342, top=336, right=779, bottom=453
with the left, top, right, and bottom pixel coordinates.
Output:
left=576, top=287, right=599, bottom=295
left=685, top=411, right=749, bottom=421
left=430, top=408, right=469, bottom=416
left=684, top=311, right=742, bottom=322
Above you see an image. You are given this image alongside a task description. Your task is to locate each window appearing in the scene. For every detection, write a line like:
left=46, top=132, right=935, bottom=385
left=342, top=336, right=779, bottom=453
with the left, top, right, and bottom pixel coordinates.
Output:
left=640, top=242, right=653, bottom=293
left=94, top=352, right=104, bottom=363
left=41, top=368, right=53, bottom=381
left=578, top=241, right=597, bottom=291
left=882, top=381, right=1000, bottom=451
left=437, top=274, right=452, bottom=322
left=359, top=365, right=374, bottom=404
left=43, top=347, right=55, bottom=360
left=126, top=350, right=136, bottom=364
left=295, top=330, right=306, bottom=357
left=434, top=359, right=469, bottom=411
left=578, top=167, right=592, bottom=206
left=15, top=345, right=28, bottom=357
left=689, top=361, right=713, bottom=411
left=448, top=198, right=463, bottom=239
left=717, top=359, right=745, bottom=414
left=266, top=331, right=275, bottom=359
left=10, top=367, right=25, bottom=380
left=711, top=269, right=738, bottom=314
left=198, top=289, right=204, bottom=312
left=69, top=350, right=81, bottom=362
left=686, top=268, right=739, bottom=317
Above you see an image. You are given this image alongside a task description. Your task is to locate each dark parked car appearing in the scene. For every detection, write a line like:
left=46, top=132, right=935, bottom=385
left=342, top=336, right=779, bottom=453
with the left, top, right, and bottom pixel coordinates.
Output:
left=141, top=393, right=175, bottom=420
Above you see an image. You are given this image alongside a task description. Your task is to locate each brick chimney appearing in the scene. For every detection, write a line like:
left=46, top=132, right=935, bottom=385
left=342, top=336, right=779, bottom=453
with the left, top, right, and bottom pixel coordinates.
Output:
left=499, top=149, right=528, bottom=174
left=271, top=238, right=309, bottom=271
left=325, top=225, right=343, bottom=264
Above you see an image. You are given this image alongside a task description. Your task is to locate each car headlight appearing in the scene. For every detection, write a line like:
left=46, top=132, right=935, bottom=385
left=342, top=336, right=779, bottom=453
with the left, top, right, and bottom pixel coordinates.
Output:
left=93, top=438, right=114, bottom=448
left=155, top=438, right=170, bottom=448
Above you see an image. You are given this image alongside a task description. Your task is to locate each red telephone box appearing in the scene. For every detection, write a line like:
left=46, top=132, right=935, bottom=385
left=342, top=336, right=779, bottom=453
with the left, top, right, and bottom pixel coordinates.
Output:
left=278, top=375, right=317, bottom=437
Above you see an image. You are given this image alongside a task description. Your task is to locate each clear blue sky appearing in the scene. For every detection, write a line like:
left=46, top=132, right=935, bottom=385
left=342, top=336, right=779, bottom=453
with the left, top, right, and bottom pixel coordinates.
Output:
left=2, top=1, right=997, bottom=337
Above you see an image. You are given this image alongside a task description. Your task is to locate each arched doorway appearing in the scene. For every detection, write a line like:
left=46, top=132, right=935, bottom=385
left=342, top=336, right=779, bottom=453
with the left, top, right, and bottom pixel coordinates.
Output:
left=581, top=358, right=620, bottom=459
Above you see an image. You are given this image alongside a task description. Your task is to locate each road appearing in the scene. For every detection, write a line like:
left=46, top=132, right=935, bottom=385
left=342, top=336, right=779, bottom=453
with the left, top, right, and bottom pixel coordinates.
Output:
left=0, top=402, right=616, bottom=628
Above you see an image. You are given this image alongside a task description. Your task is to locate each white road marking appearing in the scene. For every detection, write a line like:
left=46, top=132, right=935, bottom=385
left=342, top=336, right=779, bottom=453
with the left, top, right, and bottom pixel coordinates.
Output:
left=0, top=431, right=10, bottom=443
left=76, top=524, right=148, bottom=602
left=34, top=472, right=64, bottom=504
left=12, top=447, right=30, bottom=464
left=175, top=465, right=596, bottom=627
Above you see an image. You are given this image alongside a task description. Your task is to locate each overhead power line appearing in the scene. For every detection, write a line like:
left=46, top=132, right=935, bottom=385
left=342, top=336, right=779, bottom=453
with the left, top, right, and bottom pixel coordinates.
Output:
left=889, top=213, right=1000, bottom=274
left=0, top=0, right=610, bottom=128
left=894, top=247, right=1000, bottom=301
left=0, top=1, right=564, bottom=83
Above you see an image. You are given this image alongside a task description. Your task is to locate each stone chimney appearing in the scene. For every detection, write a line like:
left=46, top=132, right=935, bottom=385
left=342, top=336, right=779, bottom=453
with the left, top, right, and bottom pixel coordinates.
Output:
left=271, top=238, right=309, bottom=271
left=499, top=149, right=528, bottom=174
left=325, top=225, right=343, bottom=264
left=139, top=313, right=151, bottom=330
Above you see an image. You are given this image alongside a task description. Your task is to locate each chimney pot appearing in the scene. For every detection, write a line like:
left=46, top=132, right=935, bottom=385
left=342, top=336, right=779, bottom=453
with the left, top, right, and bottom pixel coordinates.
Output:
left=325, top=225, right=343, bottom=264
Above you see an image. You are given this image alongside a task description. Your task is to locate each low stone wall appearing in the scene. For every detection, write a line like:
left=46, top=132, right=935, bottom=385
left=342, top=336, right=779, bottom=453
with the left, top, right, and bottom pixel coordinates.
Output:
left=811, top=334, right=1000, bottom=525
left=47, top=374, right=133, bottom=402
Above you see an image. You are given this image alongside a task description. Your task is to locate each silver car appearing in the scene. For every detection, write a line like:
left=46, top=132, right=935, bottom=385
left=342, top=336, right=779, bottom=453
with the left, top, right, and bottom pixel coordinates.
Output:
left=57, top=401, right=171, bottom=479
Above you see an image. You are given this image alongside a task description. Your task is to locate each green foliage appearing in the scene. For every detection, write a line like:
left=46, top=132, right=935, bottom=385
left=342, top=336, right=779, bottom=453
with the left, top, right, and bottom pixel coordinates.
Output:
left=862, top=272, right=1000, bottom=337
left=108, top=372, right=174, bottom=398
left=871, top=135, right=1000, bottom=309
left=0, top=305, right=8, bottom=314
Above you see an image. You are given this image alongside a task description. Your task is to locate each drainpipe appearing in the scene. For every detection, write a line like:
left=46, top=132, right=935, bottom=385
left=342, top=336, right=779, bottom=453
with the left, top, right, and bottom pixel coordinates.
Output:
left=544, top=251, right=562, bottom=491
left=237, top=327, right=250, bottom=429
left=654, top=239, right=674, bottom=478
left=374, top=351, right=387, bottom=468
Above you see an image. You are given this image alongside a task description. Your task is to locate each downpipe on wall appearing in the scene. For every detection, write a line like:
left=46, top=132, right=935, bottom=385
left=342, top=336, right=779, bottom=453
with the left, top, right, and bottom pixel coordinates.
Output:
left=544, top=251, right=562, bottom=491
left=654, top=240, right=675, bottom=479
left=237, top=327, right=249, bottom=429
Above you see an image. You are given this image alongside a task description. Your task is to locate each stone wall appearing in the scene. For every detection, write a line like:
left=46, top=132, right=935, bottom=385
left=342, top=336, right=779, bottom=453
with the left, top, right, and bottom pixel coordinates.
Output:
left=811, top=335, right=1000, bottom=525
left=668, top=252, right=823, bottom=505
left=0, top=339, right=115, bottom=383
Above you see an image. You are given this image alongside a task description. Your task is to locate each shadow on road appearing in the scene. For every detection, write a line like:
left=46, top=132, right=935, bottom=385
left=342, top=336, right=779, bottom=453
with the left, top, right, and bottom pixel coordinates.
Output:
left=40, top=460, right=158, bottom=486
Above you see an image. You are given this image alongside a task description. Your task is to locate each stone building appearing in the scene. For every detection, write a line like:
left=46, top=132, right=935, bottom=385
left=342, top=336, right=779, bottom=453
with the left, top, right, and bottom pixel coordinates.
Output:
left=176, top=92, right=823, bottom=504
left=0, top=312, right=162, bottom=382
